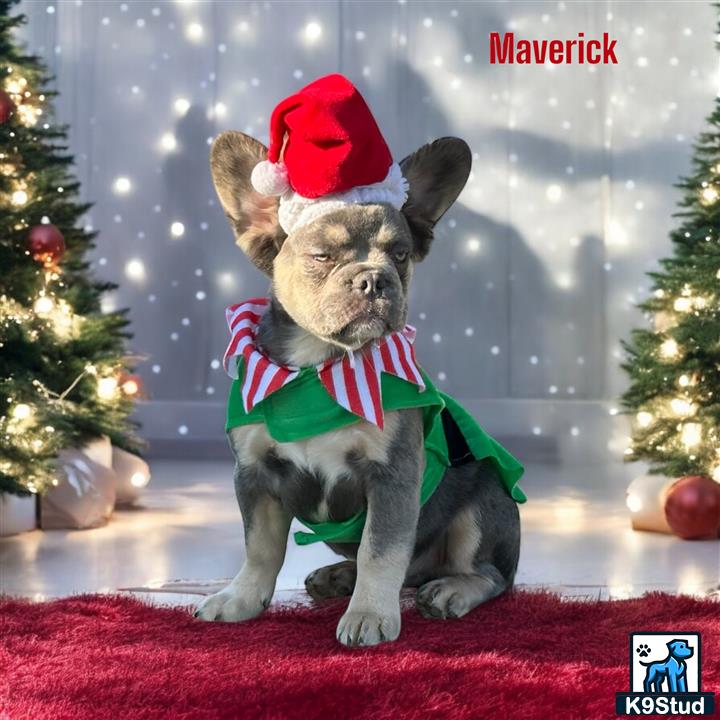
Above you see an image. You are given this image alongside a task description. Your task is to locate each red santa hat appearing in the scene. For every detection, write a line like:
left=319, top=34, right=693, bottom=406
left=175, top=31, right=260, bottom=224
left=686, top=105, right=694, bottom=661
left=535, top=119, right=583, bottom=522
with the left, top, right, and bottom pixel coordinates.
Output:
left=250, top=74, right=408, bottom=234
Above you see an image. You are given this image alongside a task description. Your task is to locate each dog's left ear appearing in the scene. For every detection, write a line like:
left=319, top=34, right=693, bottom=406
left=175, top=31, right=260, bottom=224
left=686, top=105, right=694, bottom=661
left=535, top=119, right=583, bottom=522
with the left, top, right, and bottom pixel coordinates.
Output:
left=400, top=137, right=472, bottom=261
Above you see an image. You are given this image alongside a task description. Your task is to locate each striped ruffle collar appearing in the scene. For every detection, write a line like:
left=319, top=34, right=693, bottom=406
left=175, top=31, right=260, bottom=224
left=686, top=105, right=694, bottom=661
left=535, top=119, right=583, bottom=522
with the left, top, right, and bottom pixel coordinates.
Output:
left=223, top=298, right=424, bottom=429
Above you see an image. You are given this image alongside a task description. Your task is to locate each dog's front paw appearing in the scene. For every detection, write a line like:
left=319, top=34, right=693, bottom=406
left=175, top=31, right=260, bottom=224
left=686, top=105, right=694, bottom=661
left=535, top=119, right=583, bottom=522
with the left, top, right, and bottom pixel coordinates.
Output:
left=194, top=586, right=269, bottom=623
left=336, top=608, right=400, bottom=647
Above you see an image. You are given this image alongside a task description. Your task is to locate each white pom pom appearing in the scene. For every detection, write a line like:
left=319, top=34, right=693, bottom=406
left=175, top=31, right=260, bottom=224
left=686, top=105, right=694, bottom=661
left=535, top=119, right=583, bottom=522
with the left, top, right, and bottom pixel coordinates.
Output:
left=251, top=160, right=290, bottom=196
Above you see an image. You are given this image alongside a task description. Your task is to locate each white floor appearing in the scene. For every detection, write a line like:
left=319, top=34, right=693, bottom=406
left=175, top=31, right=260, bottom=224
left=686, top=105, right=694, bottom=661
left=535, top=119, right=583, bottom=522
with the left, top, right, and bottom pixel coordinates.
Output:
left=1, top=458, right=718, bottom=603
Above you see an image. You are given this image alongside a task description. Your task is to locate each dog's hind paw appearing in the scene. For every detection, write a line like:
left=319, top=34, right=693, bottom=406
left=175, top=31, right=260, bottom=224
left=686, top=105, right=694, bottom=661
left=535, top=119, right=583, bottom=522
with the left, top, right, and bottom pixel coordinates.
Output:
left=305, top=561, right=357, bottom=600
left=416, top=578, right=470, bottom=619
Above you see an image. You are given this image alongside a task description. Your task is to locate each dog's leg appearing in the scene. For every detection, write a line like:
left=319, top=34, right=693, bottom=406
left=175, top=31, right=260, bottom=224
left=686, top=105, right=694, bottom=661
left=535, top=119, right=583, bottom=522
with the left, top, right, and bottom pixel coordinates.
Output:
left=336, top=412, right=423, bottom=647
left=643, top=673, right=652, bottom=694
left=677, top=668, right=687, bottom=692
left=195, top=473, right=291, bottom=622
left=416, top=565, right=507, bottom=619
left=335, top=495, right=418, bottom=646
left=305, top=560, right=357, bottom=600
left=416, top=504, right=514, bottom=619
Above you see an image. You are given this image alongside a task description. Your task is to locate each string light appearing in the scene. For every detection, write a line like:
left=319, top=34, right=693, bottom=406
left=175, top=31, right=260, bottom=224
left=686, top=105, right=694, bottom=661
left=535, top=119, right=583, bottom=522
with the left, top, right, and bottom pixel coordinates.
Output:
left=711, top=465, right=720, bottom=483
left=11, top=403, right=32, bottom=420
left=50, top=299, right=75, bottom=335
left=16, top=104, right=41, bottom=126
left=670, top=397, right=695, bottom=417
left=11, top=189, right=27, bottom=205
left=680, top=422, right=702, bottom=448
left=34, top=295, right=54, bottom=314
left=700, top=186, right=718, bottom=205
left=96, top=376, right=119, bottom=400
left=636, top=411, right=653, bottom=427
left=660, top=338, right=679, bottom=358
left=673, top=296, right=693, bottom=312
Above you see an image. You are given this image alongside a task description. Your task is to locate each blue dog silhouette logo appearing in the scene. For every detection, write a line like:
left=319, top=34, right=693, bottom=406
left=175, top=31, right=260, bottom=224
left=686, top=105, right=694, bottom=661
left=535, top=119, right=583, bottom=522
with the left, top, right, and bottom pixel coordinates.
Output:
left=639, top=638, right=693, bottom=693
left=616, top=632, right=715, bottom=716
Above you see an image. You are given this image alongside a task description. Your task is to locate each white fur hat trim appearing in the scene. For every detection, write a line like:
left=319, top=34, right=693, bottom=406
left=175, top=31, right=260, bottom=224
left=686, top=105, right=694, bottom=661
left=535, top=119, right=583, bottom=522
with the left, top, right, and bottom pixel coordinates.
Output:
left=277, top=163, right=409, bottom=235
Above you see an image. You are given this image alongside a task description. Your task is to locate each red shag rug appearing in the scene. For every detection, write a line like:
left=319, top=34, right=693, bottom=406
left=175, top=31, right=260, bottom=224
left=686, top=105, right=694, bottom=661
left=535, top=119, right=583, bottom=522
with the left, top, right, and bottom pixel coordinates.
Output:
left=1, top=591, right=718, bottom=719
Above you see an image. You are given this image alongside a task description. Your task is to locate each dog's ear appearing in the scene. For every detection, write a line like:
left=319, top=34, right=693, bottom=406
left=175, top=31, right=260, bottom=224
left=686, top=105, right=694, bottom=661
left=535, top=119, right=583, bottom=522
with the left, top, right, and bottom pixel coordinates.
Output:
left=210, top=131, right=285, bottom=276
left=400, top=137, right=472, bottom=261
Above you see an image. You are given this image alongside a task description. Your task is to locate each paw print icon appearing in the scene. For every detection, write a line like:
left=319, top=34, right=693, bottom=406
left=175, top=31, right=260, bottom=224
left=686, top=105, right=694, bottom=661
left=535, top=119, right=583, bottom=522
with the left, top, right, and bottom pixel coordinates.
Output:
left=636, top=643, right=651, bottom=658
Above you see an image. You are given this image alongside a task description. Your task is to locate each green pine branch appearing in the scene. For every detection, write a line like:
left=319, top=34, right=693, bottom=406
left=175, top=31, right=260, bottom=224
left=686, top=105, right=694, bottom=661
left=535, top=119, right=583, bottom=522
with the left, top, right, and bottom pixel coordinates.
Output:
left=620, top=13, right=720, bottom=480
left=0, top=0, right=143, bottom=496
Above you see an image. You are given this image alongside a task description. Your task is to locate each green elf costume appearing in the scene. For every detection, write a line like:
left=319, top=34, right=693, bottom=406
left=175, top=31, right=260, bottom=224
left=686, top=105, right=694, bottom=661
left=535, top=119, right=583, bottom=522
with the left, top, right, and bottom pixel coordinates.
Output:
left=223, top=297, right=525, bottom=547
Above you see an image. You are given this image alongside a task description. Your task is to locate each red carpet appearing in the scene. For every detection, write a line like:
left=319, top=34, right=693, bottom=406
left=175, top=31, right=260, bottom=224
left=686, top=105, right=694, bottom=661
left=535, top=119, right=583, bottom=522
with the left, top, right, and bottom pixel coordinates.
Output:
left=1, top=591, right=718, bottom=719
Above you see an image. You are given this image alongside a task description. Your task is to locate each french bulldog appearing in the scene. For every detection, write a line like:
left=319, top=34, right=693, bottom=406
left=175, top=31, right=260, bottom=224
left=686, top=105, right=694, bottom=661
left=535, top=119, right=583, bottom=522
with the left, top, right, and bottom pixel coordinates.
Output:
left=195, top=131, right=521, bottom=647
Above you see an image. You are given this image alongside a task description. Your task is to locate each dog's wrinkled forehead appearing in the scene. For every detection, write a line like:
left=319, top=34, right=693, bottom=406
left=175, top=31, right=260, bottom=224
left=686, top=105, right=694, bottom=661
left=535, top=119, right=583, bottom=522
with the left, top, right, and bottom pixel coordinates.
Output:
left=289, top=204, right=410, bottom=253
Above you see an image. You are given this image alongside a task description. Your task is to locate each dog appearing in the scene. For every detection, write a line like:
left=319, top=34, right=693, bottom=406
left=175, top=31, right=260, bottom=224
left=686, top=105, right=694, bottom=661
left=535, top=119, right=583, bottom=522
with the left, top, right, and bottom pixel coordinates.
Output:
left=194, top=128, right=522, bottom=647
left=642, top=639, right=694, bottom=693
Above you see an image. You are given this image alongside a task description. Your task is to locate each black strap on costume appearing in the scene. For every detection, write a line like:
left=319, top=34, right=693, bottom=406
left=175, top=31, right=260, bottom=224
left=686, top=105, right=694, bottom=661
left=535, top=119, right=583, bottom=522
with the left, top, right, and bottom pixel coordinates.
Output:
left=441, top=407, right=474, bottom=467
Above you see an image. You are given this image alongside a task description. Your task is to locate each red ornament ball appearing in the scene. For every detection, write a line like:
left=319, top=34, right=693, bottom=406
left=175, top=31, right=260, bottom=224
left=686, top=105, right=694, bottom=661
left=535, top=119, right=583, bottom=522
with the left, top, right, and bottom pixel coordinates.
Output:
left=26, top=224, right=66, bottom=266
left=664, top=475, right=720, bottom=540
left=0, top=89, right=15, bottom=124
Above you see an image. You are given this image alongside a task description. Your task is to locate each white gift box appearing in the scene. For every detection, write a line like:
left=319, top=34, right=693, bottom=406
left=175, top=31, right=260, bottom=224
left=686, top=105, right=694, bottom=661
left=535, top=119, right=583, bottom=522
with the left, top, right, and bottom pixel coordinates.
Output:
left=0, top=493, right=37, bottom=536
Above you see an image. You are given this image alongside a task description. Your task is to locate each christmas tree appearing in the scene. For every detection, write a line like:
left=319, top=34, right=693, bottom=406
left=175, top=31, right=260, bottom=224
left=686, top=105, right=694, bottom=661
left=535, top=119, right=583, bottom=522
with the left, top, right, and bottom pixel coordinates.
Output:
left=621, top=21, right=720, bottom=484
left=0, top=0, right=141, bottom=496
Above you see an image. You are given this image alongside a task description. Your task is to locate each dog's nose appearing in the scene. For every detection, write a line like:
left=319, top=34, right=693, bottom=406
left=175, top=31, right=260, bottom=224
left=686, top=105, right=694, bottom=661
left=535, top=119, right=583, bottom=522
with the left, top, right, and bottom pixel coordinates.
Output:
left=353, top=270, right=387, bottom=297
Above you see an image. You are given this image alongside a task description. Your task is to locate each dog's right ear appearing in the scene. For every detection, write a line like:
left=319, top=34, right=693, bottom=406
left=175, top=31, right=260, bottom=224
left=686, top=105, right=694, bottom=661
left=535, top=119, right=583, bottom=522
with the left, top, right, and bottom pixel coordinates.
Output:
left=210, top=131, right=285, bottom=276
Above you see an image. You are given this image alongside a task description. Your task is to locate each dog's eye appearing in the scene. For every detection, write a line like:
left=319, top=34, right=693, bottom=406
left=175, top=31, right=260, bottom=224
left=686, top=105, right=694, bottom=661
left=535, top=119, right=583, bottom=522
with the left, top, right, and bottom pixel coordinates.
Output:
left=393, top=249, right=409, bottom=263
left=312, top=254, right=330, bottom=263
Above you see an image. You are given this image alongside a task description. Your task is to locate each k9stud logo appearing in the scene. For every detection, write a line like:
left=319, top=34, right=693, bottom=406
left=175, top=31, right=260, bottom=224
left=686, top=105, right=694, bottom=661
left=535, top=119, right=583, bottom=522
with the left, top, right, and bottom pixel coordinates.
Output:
left=616, top=633, right=715, bottom=716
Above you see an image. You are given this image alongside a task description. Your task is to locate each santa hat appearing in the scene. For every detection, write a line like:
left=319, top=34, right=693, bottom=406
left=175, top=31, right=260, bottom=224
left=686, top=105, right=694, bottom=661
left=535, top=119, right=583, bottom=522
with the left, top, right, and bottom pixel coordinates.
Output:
left=250, top=74, right=408, bottom=234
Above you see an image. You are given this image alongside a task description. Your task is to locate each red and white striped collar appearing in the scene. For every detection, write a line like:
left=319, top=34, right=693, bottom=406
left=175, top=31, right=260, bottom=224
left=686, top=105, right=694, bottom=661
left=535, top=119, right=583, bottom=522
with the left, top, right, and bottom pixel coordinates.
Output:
left=223, top=298, right=425, bottom=429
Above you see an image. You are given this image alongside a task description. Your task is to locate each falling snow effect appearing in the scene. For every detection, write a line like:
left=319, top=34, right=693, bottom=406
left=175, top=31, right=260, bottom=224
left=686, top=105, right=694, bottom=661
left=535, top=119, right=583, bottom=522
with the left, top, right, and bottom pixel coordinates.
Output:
left=17, top=1, right=718, bottom=444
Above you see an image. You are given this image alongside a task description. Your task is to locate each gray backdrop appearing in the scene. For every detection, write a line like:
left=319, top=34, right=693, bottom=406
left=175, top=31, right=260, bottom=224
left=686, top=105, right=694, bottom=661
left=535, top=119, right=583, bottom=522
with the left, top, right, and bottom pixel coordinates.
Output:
left=18, top=0, right=718, bottom=456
